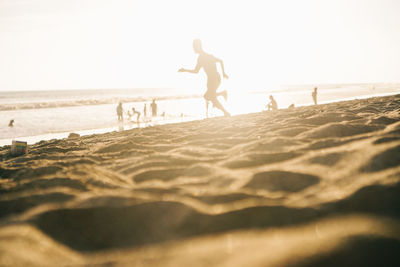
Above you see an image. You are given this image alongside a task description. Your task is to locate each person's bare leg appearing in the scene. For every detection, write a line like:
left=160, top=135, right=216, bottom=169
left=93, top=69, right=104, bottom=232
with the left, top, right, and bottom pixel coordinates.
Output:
left=205, top=100, right=209, bottom=118
left=207, top=78, right=229, bottom=116
left=211, top=98, right=230, bottom=117
left=216, top=90, right=228, bottom=101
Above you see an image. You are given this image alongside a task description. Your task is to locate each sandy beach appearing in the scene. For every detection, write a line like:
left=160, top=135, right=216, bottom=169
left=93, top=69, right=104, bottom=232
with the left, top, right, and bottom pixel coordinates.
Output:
left=1, top=94, right=400, bottom=266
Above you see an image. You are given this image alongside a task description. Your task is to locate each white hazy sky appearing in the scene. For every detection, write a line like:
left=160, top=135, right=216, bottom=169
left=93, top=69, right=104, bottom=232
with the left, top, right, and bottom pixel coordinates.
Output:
left=0, top=0, right=399, bottom=92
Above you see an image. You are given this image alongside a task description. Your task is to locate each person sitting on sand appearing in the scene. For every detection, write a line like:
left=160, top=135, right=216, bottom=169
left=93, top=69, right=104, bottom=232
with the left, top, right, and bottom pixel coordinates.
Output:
left=116, top=102, right=123, bottom=121
left=179, top=39, right=230, bottom=117
left=151, top=99, right=157, bottom=117
left=8, top=119, right=14, bottom=127
left=267, top=95, right=278, bottom=111
left=312, top=87, right=318, bottom=105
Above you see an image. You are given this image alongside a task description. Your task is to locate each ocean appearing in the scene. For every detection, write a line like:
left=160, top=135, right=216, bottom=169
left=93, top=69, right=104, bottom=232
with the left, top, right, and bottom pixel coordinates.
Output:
left=0, top=83, right=399, bottom=146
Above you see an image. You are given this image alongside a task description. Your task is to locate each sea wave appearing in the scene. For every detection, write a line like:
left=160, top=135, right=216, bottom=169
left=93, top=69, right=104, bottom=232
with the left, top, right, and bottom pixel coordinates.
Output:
left=0, top=94, right=202, bottom=111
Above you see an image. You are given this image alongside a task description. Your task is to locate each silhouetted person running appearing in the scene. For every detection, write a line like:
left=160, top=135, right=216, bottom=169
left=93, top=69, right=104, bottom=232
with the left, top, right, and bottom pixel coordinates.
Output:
left=312, top=87, right=318, bottom=105
left=151, top=99, right=157, bottom=117
left=116, top=102, right=123, bottom=121
left=267, top=95, right=278, bottom=111
left=179, top=39, right=230, bottom=117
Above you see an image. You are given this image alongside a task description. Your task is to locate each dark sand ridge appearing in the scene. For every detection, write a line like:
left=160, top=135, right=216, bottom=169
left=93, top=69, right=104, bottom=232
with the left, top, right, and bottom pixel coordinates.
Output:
left=0, top=94, right=400, bottom=266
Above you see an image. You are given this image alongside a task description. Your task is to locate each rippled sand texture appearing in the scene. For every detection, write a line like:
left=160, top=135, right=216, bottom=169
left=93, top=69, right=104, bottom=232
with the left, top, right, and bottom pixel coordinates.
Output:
left=1, top=95, right=400, bottom=266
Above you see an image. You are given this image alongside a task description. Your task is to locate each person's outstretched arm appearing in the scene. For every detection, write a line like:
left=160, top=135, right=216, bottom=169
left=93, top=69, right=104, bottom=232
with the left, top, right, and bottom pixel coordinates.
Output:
left=216, top=57, right=229, bottom=79
left=178, top=61, right=201, bottom=74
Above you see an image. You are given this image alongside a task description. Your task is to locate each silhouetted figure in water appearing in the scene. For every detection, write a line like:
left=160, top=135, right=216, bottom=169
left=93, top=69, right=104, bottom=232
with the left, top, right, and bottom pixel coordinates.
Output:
left=132, top=107, right=141, bottom=122
left=312, top=87, right=318, bottom=105
left=143, top=104, right=147, bottom=117
left=179, top=39, right=230, bottom=117
left=128, top=107, right=141, bottom=122
left=8, top=119, right=14, bottom=127
left=116, top=102, right=123, bottom=121
left=151, top=99, right=157, bottom=117
left=267, top=95, right=278, bottom=111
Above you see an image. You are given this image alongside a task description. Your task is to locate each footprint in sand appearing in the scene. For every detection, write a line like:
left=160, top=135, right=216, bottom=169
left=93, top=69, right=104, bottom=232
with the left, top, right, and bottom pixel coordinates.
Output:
left=360, top=145, right=400, bottom=172
left=244, top=171, right=320, bottom=193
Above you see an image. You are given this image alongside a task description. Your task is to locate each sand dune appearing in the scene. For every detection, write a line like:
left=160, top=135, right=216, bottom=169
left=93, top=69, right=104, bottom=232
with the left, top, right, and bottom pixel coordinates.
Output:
left=1, top=94, right=400, bottom=266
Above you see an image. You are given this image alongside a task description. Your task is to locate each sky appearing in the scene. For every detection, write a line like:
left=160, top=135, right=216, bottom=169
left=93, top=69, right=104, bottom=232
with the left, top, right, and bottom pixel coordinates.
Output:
left=0, top=0, right=399, bottom=92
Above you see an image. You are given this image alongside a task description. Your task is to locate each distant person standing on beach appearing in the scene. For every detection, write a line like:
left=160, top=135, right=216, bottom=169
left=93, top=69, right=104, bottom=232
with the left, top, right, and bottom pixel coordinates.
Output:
left=151, top=99, right=157, bottom=117
left=312, top=87, right=318, bottom=105
left=116, top=102, right=123, bottom=121
left=179, top=39, right=230, bottom=117
left=267, top=95, right=278, bottom=111
left=143, top=104, right=147, bottom=117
